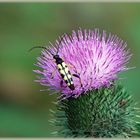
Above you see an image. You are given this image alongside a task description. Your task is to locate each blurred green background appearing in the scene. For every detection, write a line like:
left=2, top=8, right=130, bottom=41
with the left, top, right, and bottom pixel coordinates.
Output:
left=0, top=3, right=140, bottom=137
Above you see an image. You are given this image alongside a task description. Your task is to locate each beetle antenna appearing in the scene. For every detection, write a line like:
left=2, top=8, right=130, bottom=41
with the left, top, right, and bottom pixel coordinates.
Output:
left=28, top=46, right=54, bottom=56
left=56, top=34, right=66, bottom=54
left=28, top=46, right=47, bottom=52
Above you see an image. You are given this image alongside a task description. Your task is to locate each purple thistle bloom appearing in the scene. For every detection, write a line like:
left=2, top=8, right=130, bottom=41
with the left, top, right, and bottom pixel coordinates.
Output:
left=34, top=29, right=131, bottom=98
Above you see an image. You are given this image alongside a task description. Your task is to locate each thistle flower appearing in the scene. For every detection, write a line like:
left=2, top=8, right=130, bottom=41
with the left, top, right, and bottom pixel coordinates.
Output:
left=34, top=29, right=131, bottom=98
left=33, top=29, right=139, bottom=137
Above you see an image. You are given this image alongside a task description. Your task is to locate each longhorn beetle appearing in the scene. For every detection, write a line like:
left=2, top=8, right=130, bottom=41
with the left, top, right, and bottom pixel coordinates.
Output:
left=29, top=35, right=83, bottom=91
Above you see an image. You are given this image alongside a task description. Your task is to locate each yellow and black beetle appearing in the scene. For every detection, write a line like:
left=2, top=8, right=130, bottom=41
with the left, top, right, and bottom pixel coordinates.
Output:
left=29, top=36, right=82, bottom=91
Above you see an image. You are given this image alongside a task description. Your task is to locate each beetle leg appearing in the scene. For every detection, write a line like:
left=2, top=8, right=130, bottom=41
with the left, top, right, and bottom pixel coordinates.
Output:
left=50, top=69, right=57, bottom=79
left=61, top=56, right=77, bottom=72
left=60, top=80, right=63, bottom=87
left=72, top=74, right=83, bottom=88
left=67, top=63, right=77, bottom=73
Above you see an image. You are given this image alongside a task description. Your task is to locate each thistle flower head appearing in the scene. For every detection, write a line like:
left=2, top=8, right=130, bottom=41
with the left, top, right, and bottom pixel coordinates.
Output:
left=34, top=29, right=131, bottom=98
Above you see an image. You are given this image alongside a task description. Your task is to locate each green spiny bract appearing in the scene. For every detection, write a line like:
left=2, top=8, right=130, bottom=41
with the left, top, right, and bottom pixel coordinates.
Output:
left=50, top=84, right=139, bottom=137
